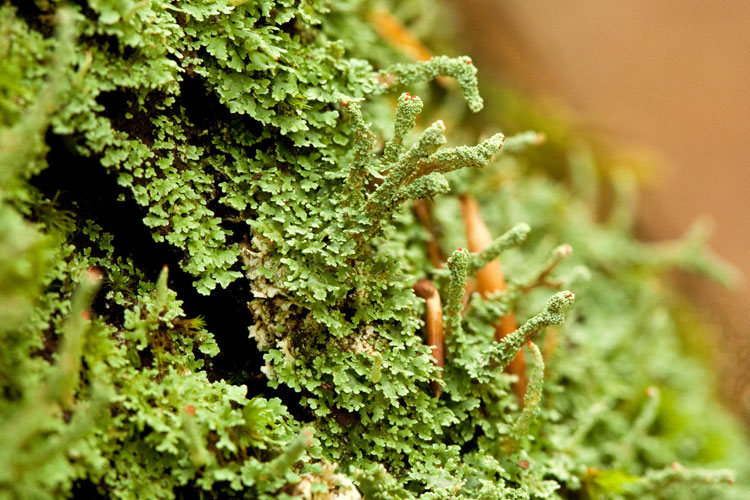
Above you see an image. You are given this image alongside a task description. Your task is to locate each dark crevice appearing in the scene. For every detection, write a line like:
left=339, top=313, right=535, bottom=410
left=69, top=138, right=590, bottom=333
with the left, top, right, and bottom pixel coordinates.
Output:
left=7, top=0, right=55, bottom=36
left=36, top=133, right=184, bottom=280
left=70, top=479, right=108, bottom=500
left=31, top=131, right=307, bottom=421
left=96, top=90, right=161, bottom=147
left=179, top=75, right=234, bottom=135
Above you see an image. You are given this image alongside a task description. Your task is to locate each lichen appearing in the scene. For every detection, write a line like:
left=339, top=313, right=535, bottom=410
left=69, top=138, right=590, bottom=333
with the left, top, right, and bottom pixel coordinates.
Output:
left=0, top=1, right=748, bottom=499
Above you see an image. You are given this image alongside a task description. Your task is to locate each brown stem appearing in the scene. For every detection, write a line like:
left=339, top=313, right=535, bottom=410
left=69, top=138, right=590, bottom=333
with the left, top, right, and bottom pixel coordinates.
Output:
left=369, top=9, right=433, bottom=61
left=413, top=200, right=445, bottom=268
left=462, top=279, right=476, bottom=313
left=520, top=244, right=570, bottom=292
left=460, top=195, right=528, bottom=401
left=369, top=8, right=454, bottom=87
left=413, top=279, right=445, bottom=398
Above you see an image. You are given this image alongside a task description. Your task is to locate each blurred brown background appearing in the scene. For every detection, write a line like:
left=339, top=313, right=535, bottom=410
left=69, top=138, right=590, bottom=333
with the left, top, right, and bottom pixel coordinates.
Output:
left=448, top=0, right=750, bottom=421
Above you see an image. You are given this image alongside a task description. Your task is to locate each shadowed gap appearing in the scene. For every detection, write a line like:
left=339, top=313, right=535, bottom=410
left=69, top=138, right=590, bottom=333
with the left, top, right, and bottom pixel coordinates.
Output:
left=32, top=131, right=307, bottom=420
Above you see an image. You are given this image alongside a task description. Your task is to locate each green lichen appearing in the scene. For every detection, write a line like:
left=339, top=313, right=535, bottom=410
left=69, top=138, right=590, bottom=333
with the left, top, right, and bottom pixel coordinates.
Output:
left=0, top=1, right=748, bottom=499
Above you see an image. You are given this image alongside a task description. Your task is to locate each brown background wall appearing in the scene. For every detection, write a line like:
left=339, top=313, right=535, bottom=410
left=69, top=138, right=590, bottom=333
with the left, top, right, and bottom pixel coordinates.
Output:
left=448, top=0, right=750, bottom=422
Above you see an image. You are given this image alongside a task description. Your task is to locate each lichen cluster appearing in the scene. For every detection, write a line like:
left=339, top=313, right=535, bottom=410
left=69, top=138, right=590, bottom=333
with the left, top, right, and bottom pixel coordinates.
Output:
left=1, top=1, right=748, bottom=499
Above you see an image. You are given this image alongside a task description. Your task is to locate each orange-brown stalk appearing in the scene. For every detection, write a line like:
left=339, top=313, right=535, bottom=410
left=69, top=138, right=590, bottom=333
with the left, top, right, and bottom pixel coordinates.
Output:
left=369, top=8, right=433, bottom=62
left=460, top=195, right=528, bottom=401
left=462, top=279, right=476, bottom=312
left=413, top=279, right=445, bottom=398
left=413, top=200, right=445, bottom=268
left=369, top=9, right=453, bottom=87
